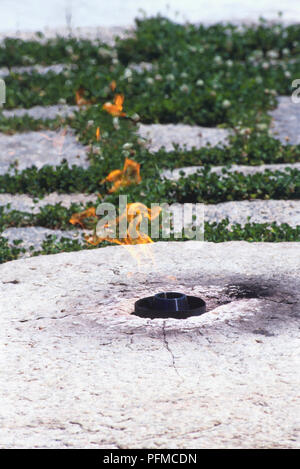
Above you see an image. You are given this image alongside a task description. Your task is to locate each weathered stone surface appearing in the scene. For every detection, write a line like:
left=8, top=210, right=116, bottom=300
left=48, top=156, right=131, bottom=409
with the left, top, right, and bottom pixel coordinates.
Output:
left=0, top=193, right=97, bottom=213
left=2, top=195, right=300, bottom=228
left=0, top=64, right=68, bottom=78
left=1, top=104, right=79, bottom=120
left=171, top=199, right=300, bottom=228
left=162, top=163, right=300, bottom=180
left=0, top=26, right=130, bottom=44
left=0, top=242, right=299, bottom=448
left=1, top=2, right=299, bottom=37
left=2, top=226, right=84, bottom=254
left=0, top=129, right=89, bottom=174
left=270, top=96, right=300, bottom=145
left=138, top=123, right=230, bottom=152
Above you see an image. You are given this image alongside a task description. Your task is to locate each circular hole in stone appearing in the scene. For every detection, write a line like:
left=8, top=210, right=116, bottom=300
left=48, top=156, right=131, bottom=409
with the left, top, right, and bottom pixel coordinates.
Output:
left=133, top=292, right=206, bottom=320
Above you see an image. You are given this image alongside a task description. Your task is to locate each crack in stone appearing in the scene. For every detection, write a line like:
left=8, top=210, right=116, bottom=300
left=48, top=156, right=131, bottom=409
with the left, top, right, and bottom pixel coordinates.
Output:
left=259, top=297, right=297, bottom=305
left=69, top=421, right=84, bottom=429
left=162, top=321, right=183, bottom=382
left=17, top=309, right=104, bottom=323
left=179, top=422, right=223, bottom=439
left=69, top=420, right=123, bottom=433
left=18, top=313, right=76, bottom=323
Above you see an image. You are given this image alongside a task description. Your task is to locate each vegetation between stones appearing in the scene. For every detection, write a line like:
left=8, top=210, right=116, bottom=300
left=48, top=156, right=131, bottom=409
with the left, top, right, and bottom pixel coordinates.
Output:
left=1, top=15, right=300, bottom=262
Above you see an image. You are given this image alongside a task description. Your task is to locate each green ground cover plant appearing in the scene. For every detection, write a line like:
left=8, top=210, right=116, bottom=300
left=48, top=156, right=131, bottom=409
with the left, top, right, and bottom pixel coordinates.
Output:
left=1, top=15, right=300, bottom=262
left=1, top=164, right=298, bottom=203
left=0, top=236, right=25, bottom=263
left=1, top=16, right=299, bottom=126
left=1, top=220, right=299, bottom=264
left=0, top=36, right=114, bottom=67
left=0, top=203, right=91, bottom=231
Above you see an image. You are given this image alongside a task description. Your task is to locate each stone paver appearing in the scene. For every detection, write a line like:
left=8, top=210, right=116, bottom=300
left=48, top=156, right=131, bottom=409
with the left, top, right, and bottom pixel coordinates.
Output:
left=0, top=26, right=130, bottom=43
left=171, top=199, right=300, bottom=229
left=204, top=199, right=300, bottom=227
left=0, top=64, right=68, bottom=78
left=1, top=226, right=84, bottom=254
left=0, top=242, right=299, bottom=448
left=270, top=96, right=300, bottom=145
left=138, top=123, right=230, bottom=152
left=1, top=105, right=79, bottom=120
left=0, top=193, right=98, bottom=212
left=0, top=129, right=89, bottom=174
left=162, top=162, right=300, bottom=180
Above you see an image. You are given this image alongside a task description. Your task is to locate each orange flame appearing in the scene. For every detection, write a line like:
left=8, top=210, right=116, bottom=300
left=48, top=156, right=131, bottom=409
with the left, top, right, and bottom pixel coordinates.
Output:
left=110, top=80, right=117, bottom=92
left=70, top=202, right=161, bottom=267
left=69, top=207, right=97, bottom=228
left=100, top=158, right=141, bottom=193
left=75, top=87, right=94, bottom=106
left=103, top=94, right=126, bottom=117
left=84, top=203, right=161, bottom=246
left=96, top=127, right=101, bottom=141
